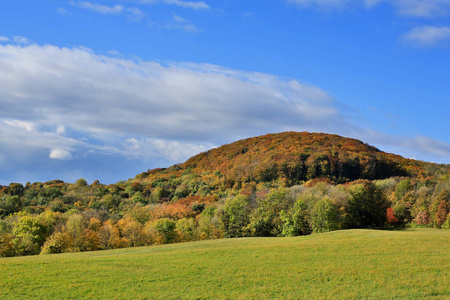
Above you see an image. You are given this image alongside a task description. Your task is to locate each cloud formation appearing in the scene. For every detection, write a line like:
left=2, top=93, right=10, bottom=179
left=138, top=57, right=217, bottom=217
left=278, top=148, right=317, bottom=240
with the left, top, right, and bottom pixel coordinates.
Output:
left=0, top=41, right=449, bottom=184
left=0, top=42, right=343, bottom=164
left=403, top=26, right=450, bottom=46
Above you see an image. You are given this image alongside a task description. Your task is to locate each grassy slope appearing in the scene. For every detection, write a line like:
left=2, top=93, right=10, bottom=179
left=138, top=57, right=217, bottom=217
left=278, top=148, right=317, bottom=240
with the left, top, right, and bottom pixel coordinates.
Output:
left=1, top=229, right=449, bottom=299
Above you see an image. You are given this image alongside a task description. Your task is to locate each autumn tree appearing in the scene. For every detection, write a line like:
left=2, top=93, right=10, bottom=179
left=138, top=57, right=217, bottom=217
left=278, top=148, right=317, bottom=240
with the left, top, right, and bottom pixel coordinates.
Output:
left=147, top=218, right=177, bottom=244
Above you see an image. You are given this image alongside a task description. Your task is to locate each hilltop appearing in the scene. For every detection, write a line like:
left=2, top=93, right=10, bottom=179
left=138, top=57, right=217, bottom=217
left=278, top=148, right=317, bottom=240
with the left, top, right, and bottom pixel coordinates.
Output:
left=138, top=132, right=435, bottom=186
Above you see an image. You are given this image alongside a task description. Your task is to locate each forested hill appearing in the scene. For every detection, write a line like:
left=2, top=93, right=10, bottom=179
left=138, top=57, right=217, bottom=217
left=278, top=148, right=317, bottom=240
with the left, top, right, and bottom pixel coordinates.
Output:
left=1, top=131, right=449, bottom=258
left=140, top=132, right=432, bottom=184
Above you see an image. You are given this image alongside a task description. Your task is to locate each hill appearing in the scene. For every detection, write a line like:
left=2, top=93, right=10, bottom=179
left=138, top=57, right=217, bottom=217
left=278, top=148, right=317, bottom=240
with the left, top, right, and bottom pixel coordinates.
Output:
left=1, top=131, right=449, bottom=258
left=1, top=229, right=449, bottom=299
left=139, top=132, right=436, bottom=185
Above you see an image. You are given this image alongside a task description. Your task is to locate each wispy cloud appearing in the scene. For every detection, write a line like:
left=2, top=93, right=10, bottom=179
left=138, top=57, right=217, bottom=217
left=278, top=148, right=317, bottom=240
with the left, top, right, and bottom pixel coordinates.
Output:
left=0, top=42, right=340, bottom=163
left=138, top=0, right=210, bottom=10
left=164, top=0, right=209, bottom=10
left=56, top=7, right=68, bottom=15
left=160, top=14, right=200, bottom=31
left=391, top=0, right=450, bottom=18
left=13, top=36, right=31, bottom=44
left=0, top=36, right=9, bottom=42
left=403, top=25, right=450, bottom=46
left=75, top=1, right=124, bottom=14
left=287, top=0, right=351, bottom=8
left=71, top=1, right=144, bottom=20
left=288, top=0, right=450, bottom=17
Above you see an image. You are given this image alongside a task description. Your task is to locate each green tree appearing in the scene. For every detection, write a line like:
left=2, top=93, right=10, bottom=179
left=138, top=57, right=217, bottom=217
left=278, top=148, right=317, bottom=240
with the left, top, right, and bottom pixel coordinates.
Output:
left=311, top=197, right=340, bottom=233
left=220, top=195, right=250, bottom=237
left=248, top=189, right=289, bottom=237
left=12, top=215, right=48, bottom=255
left=75, top=178, right=87, bottom=187
left=346, top=181, right=388, bottom=228
left=148, top=218, right=177, bottom=244
left=280, top=199, right=311, bottom=236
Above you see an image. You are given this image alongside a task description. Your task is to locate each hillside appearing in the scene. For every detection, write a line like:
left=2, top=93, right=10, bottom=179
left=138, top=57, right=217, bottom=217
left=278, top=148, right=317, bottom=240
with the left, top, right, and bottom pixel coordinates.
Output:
left=1, top=131, right=449, bottom=258
left=181, top=132, right=421, bottom=181
left=138, top=132, right=440, bottom=187
left=1, top=229, right=449, bottom=299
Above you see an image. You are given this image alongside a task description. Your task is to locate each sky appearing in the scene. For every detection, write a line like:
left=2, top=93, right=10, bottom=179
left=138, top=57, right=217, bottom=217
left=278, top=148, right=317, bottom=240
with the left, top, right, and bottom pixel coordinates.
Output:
left=0, top=0, right=449, bottom=185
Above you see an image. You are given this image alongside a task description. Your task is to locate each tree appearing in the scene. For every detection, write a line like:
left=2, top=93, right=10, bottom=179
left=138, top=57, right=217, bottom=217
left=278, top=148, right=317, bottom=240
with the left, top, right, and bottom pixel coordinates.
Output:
left=197, top=207, right=224, bottom=240
left=75, top=178, right=87, bottom=187
left=98, top=221, right=122, bottom=250
left=435, top=190, right=450, bottom=228
left=40, top=231, right=70, bottom=254
left=414, top=210, right=430, bottom=226
left=436, top=201, right=450, bottom=228
left=248, top=188, right=290, bottom=237
left=346, top=181, right=388, bottom=228
left=119, top=218, right=147, bottom=247
left=12, top=215, right=48, bottom=255
left=64, top=214, right=87, bottom=251
left=280, top=199, right=311, bottom=236
left=386, top=208, right=399, bottom=225
left=147, top=218, right=177, bottom=244
left=176, top=218, right=196, bottom=242
left=220, top=195, right=250, bottom=237
left=310, top=197, right=340, bottom=233
left=0, top=233, right=16, bottom=257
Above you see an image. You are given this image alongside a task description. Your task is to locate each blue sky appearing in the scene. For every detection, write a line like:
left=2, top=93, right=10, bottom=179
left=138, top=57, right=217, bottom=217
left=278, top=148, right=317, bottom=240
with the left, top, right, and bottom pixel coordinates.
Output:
left=0, top=0, right=449, bottom=185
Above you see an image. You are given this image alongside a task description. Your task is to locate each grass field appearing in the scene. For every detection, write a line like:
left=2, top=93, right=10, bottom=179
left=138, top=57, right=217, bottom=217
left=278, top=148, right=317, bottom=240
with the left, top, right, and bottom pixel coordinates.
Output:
left=1, top=229, right=449, bottom=299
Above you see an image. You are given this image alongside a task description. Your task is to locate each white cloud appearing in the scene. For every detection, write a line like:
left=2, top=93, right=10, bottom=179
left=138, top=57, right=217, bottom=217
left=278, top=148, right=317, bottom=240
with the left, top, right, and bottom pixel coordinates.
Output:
left=288, top=0, right=450, bottom=17
left=13, top=36, right=31, bottom=44
left=121, top=138, right=215, bottom=161
left=0, top=42, right=342, bottom=161
left=163, top=0, right=209, bottom=10
left=139, top=0, right=210, bottom=9
left=4, top=120, right=35, bottom=132
left=56, top=126, right=66, bottom=135
left=49, top=149, right=73, bottom=160
left=161, top=14, right=200, bottom=31
left=71, top=1, right=144, bottom=20
left=76, top=1, right=124, bottom=14
left=287, top=0, right=351, bottom=8
left=0, top=41, right=449, bottom=169
left=125, top=7, right=145, bottom=21
left=0, top=36, right=9, bottom=42
left=391, top=0, right=450, bottom=18
left=403, top=26, right=450, bottom=46
left=0, top=118, right=81, bottom=165
left=358, top=130, right=450, bottom=164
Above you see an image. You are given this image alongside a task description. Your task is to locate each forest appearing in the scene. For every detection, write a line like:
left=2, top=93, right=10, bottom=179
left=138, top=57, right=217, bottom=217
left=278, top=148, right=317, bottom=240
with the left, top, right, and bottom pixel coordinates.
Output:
left=1, top=132, right=449, bottom=257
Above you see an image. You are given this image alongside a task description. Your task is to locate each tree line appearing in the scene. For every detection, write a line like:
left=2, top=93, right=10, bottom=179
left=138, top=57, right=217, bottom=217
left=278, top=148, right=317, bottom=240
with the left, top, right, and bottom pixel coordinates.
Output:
left=1, top=175, right=449, bottom=257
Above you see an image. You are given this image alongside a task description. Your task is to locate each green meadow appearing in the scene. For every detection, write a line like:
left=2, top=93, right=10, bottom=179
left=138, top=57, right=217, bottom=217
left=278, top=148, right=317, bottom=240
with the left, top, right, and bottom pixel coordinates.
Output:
left=1, top=229, right=449, bottom=299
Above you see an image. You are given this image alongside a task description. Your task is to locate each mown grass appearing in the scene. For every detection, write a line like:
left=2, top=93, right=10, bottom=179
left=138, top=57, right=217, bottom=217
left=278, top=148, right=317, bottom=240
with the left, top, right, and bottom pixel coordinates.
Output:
left=1, top=229, right=449, bottom=299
